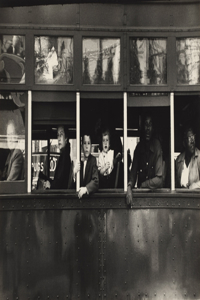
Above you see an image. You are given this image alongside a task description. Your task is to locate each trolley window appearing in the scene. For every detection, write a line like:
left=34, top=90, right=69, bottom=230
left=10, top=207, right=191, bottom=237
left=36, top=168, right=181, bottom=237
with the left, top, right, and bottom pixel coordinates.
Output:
left=0, top=91, right=26, bottom=193
left=34, top=36, right=73, bottom=85
left=129, top=38, right=167, bottom=85
left=80, top=97, right=124, bottom=190
left=176, top=38, right=200, bottom=85
left=174, top=94, right=200, bottom=191
left=0, top=35, right=25, bottom=84
left=127, top=93, right=170, bottom=191
left=82, top=38, right=121, bottom=85
left=32, top=93, right=76, bottom=192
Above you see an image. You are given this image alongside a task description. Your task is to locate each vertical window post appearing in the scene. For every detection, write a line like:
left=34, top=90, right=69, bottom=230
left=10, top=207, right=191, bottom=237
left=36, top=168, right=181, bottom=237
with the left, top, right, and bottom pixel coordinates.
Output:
left=27, top=91, right=32, bottom=193
left=124, top=92, right=128, bottom=192
left=170, top=92, right=175, bottom=191
left=76, top=92, right=80, bottom=192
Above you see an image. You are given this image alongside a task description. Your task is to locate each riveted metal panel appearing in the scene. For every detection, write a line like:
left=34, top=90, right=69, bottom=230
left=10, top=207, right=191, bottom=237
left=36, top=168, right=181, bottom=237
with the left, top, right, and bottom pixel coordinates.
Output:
left=0, top=194, right=200, bottom=300
left=106, top=208, right=200, bottom=300
left=0, top=208, right=101, bottom=300
left=80, top=4, right=124, bottom=27
left=1, top=193, right=200, bottom=211
left=126, top=3, right=200, bottom=28
left=0, top=5, right=78, bottom=26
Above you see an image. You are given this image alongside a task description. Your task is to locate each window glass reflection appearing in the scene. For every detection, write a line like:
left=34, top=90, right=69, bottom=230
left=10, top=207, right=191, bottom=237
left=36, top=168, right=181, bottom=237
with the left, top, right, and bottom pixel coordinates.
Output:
left=82, top=38, right=120, bottom=84
left=0, top=35, right=25, bottom=84
left=0, top=92, right=25, bottom=181
left=34, top=36, right=73, bottom=85
left=176, top=38, right=200, bottom=85
left=130, top=38, right=167, bottom=85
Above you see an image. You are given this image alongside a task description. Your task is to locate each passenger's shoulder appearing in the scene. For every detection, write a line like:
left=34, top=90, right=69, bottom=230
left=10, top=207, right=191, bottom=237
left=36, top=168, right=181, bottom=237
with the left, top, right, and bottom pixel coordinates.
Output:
left=13, top=149, right=23, bottom=158
left=176, top=152, right=185, bottom=163
left=89, top=154, right=97, bottom=163
left=152, top=138, right=162, bottom=147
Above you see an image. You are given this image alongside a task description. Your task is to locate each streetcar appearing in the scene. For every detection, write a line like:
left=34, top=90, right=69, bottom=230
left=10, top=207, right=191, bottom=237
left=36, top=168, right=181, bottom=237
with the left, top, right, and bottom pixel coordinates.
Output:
left=0, top=1, right=200, bottom=299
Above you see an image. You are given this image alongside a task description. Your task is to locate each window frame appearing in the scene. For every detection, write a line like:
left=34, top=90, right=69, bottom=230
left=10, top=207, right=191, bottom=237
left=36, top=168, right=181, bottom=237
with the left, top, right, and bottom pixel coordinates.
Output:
left=0, top=27, right=199, bottom=194
left=79, top=31, right=125, bottom=92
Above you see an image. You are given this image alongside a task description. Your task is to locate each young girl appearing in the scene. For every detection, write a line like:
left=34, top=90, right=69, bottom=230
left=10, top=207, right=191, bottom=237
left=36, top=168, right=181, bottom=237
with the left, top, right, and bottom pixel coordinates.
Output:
left=98, top=128, right=121, bottom=188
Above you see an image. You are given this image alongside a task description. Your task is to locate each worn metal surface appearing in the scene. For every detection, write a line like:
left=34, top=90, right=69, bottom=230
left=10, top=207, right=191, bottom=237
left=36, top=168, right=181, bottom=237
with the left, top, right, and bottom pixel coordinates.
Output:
left=0, top=3, right=200, bottom=28
left=0, top=194, right=200, bottom=299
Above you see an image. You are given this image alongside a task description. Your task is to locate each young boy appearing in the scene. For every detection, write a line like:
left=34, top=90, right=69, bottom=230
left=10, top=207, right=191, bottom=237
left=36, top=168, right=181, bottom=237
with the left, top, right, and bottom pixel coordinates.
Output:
left=73, top=133, right=99, bottom=198
left=98, top=128, right=121, bottom=188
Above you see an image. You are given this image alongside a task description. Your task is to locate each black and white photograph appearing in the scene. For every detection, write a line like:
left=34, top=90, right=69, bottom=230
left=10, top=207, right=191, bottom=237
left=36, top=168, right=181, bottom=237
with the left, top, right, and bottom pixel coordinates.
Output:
left=0, top=0, right=200, bottom=299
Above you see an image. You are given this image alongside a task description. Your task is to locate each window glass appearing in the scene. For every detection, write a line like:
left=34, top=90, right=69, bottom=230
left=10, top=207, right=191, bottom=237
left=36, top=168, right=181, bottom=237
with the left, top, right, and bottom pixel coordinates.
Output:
left=174, top=95, right=200, bottom=189
left=0, top=35, right=25, bottom=84
left=82, top=38, right=120, bottom=84
left=176, top=38, right=200, bottom=85
left=130, top=38, right=167, bottom=85
left=80, top=98, right=123, bottom=189
left=127, top=97, right=170, bottom=189
left=34, top=36, right=73, bottom=84
left=0, top=92, right=26, bottom=181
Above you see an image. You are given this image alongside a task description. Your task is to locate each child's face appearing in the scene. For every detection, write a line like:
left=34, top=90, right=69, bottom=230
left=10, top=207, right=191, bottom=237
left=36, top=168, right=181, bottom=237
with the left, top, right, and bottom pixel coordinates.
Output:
left=82, top=135, right=91, bottom=158
left=102, top=134, right=110, bottom=153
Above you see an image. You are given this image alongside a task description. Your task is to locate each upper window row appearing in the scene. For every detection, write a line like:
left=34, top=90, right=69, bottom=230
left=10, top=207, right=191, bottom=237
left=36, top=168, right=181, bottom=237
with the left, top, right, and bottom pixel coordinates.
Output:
left=1, top=35, right=200, bottom=86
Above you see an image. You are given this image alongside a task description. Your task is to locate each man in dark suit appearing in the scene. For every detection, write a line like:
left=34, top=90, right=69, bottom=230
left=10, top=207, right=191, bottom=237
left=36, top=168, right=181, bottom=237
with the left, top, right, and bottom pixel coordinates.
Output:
left=73, top=133, right=99, bottom=198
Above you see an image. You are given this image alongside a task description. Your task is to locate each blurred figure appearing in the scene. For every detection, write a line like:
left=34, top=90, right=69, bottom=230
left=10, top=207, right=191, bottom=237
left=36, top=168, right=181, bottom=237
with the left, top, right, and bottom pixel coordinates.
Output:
left=175, top=127, right=200, bottom=189
left=1, top=120, right=24, bottom=181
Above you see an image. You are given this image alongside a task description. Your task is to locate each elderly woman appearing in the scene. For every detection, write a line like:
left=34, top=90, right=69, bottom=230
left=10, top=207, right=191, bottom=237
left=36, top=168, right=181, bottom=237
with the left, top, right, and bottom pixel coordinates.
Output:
left=175, top=127, right=200, bottom=189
